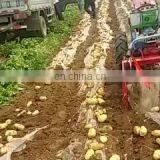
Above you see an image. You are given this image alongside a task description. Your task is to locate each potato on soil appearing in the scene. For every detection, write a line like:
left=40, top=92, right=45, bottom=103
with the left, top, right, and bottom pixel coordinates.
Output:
left=89, top=142, right=104, bottom=150
left=7, top=136, right=13, bottom=142
left=14, top=123, right=25, bottom=131
left=88, top=128, right=96, bottom=138
left=99, top=135, right=108, bottom=143
left=133, top=126, right=141, bottom=135
left=15, top=108, right=21, bottom=112
left=35, top=86, right=41, bottom=90
left=97, top=114, right=107, bottom=123
left=109, top=154, right=120, bottom=160
left=151, top=106, right=160, bottom=112
left=153, top=150, right=160, bottom=160
left=27, top=101, right=32, bottom=107
left=39, top=96, right=47, bottom=101
left=156, top=138, right=160, bottom=145
left=5, top=130, right=17, bottom=136
left=5, top=119, right=12, bottom=125
left=152, top=130, right=160, bottom=137
left=98, top=98, right=105, bottom=105
left=86, top=98, right=98, bottom=105
left=0, top=146, right=7, bottom=155
left=0, top=123, right=8, bottom=130
left=139, top=126, right=147, bottom=137
left=85, top=123, right=93, bottom=129
left=32, top=110, right=40, bottom=116
left=85, top=149, right=95, bottom=160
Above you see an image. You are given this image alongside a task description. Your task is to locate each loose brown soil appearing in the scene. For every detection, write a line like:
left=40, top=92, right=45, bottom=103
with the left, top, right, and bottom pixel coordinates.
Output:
left=103, top=0, right=160, bottom=159
left=0, top=17, right=100, bottom=160
left=0, top=0, right=159, bottom=160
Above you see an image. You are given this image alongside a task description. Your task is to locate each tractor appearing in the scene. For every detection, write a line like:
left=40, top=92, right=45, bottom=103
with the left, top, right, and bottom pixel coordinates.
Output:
left=115, top=0, right=160, bottom=112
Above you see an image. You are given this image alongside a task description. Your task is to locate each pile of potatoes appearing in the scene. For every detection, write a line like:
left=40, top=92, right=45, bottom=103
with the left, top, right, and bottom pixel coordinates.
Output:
left=133, top=126, right=160, bottom=159
left=0, top=119, right=25, bottom=156
left=84, top=84, right=120, bottom=159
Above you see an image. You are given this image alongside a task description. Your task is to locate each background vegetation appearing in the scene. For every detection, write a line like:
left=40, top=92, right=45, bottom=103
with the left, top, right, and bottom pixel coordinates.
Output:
left=0, top=5, right=81, bottom=105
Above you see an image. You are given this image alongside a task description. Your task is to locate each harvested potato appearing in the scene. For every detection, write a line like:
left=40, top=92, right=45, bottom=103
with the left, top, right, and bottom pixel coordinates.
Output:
left=109, top=154, right=120, bottom=160
left=86, top=98, right=98, bottom=105
left=152, top=130, right=160, bottom=137
left=151, top=106, right=160, bottom=112
left=88, top=128, right=96, bottom=138
left=32, top=110, right=40, bottom=116
left=99, top=136, right=108, bottom=143
left=35, top=86, right=41, bottom=90
left=27, top=111, right=32, bottom=115
left=0, top=146, right=7, bottom=155
left=14, top=123, right=25, bottom=131
left=97, top=114, right=107, bottom=123
left=97, top=88, right=105, bottom=96
left=15, top=108, right=21, bottom=112
left=5, top=130, right=17, bottom=136
left=39, top=96, right=47, bottom=101
left=133, top=126, right=141, bottom=135
left=153, top=150, right=160, bottom=160
left=5, top=119, right=12, bottom=125
left=156, top=138, right=160, bottom=145
left=0, top=123, right=8, bottom=130
left=7, top=136, right=13, bottom=142
left=98, top=98, right=105, bottom=105
left=90, top=142, right=104, bottom=150
left=95, top=150, right=102, bottom=160
left=85, top=123, right=93, bottom=129
left=85, top=149, right=94, bottom=160
left=140, top=126, right=147, bottom=137
left=27, top=101, right=32, bottom=107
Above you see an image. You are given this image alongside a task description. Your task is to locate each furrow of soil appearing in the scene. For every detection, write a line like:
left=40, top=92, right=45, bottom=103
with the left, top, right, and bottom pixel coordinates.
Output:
left=104, top=0, right=160, bottom=159
left=0, top=15, right=100, bottom=160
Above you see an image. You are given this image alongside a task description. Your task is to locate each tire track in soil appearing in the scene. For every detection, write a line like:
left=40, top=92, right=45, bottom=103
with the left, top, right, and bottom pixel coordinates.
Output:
left=5, top=17, right=99, bottom=160
left=105, top=0, right=160, bottom=159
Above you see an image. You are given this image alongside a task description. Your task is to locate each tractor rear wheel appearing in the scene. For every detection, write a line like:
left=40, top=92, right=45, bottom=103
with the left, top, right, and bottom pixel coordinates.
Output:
left=115, top=32, right=128, bottom=67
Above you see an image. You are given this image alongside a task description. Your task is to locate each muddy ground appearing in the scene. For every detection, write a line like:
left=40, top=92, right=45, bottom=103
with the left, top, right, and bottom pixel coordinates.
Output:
left=0, top=0, right=159, bottom=159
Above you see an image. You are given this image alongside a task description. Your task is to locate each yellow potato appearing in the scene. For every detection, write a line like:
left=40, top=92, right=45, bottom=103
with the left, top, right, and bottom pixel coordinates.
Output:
left=5, top=119, right=12, bottom=125
left=0, top=146, right=7, bottom=155
left=109, top=154, right=120, bottom=160
left=0, top=123, right=8, bottom=130
left=153, top=150, right=160, bottom=160
left=98, top=98, right=105, bottom=105
left=140, top=126, right=147, bottom=137
left=7, top=136, right=13, bottom=142
left=14, top=123, right=25, bottom=131
left=99, top=136, right=108, bottom=143
left=156, top=138, right=160, bottom=145
left=97, top=114, right=107, bottom=123
left=151, top=106, right=160, bottom=112
left=85, top=124, right=93, bottom=129
left=32, top=110, right=40, bottom=116
left=85, top=149, right=94, bottom=160
left=133, top=126, right=141, bottom=135
left=89, top=142, right=104, bottom=150
left=5, top=130, right=17, bottom=137
left=88, top=128, right=96, bottom=138
left=152, top=130, right=160, bottom=137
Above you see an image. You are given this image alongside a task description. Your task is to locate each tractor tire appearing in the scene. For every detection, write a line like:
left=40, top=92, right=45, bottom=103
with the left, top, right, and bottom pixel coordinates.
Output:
left=115, top=32, right=128, bottom=67
left=37, top=16, right=47, bottom=38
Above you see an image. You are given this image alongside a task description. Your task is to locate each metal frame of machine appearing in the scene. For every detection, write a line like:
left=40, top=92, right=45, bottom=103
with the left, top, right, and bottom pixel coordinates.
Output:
left=119, top=0, right=160, bottom=108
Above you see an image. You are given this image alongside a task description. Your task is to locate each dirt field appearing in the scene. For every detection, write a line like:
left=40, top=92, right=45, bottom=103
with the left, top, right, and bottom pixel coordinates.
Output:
left=0, top=0, right=160, bottom=160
